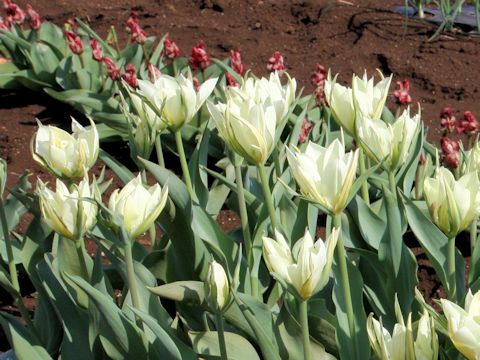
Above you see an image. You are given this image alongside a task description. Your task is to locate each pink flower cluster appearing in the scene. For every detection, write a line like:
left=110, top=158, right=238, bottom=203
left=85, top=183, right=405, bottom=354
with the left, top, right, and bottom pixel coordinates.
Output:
left=298, top=119, right=314, bottom=144
left=0, top=1, right=41, bottom=30
left=441, top=136, right=460, bottom=169
left=393, top=80, right=412, bottom=106
left=163, top=38, right=180, bottom=59
left=226, top=49, right=246, bottom=87
left=267, top=51, right=286, bottom=73
left=126, top=12, right=147, bottom=45
left=189, top=40, right=211, bottom=71
left=440, top=107, right=479, bottom=135
left=311, top=63, right=327, bottom=105
left=66, top=31, right=84, bottom=54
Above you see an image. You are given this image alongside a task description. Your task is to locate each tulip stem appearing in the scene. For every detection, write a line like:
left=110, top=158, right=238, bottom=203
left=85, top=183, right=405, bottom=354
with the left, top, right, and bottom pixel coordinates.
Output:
left=272, top=146, right=282, bottom=181
left=448, top=236, right=457, bottom=301
left=470, top=219, right=477, bottom=257
left=122, top=232, right=143, bottom=329
left=174, top=130, right=193, bottom=197
left=234, top=163, right=258, bottom=298
left=155, top=134, right=165, bottom=167
left=75, top=240, right=90, bottom=280
left=299, top=300, right=312, bottom=360
left=257, top=164, right=278, bottom=233
left=359, top=150, right=370, bottom=205
left=215, top=311, right=228, bottom=360
left=388, top=171, right=397, bottom=198
left=332, top=214, right=356, bottom=354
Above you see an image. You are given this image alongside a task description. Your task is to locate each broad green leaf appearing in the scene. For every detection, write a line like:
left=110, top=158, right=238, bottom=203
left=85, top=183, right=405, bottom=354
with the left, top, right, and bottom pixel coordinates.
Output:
left=30, top=42, right=59, bottom=84
left=189, top=331, right=260, bottom=360
left=148, top=281, right=204, bottom=305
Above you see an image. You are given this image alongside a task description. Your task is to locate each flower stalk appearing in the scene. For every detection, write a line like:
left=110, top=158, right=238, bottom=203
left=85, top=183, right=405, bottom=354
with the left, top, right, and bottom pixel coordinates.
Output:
left=448, top=236, right=457, bottom=301
left=257, top=164, right=277, bottom=232
left=175, top=130, right=193, bottom=197
left=359, top=149, right=370, bottom=205
left=122, top=228, right=143, bottom=328
left=299, top=300, right=312, bottom=360
left=155, top=134, right=165, bottom=167
left=215, top=311, right=228, bottom=360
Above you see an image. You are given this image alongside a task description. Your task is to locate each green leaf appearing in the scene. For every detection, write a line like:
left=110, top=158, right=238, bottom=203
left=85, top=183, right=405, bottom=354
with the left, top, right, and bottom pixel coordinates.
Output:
left=30, top=42, right=59, bottom=84
left=0, top=312, right=52, bottom=360
left=189, top=331, right=260, bottom=360
left=99, top=149, right=135, bottom=184
left=148, top=281, right=205, bottom=305
left=211, top=58, right=242, bottom=84
left=75, top=18, right=117, bottom=58
left=37, top=22, right=66, bottom=58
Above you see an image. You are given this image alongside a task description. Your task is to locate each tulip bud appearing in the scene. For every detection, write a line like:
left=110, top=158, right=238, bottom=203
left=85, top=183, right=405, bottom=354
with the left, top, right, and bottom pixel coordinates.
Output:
left=89, top=39, right=103, bottom=61
left=163, top=38, right=180, bottom=59
left=230, top=49, right=245, bottom=75
left=32, top=118, right=99, bottom=180
left=37, top=177, right=99, bottom=241
left=126, top=12, right=147, bottom=45
left=65, top=31, right=84, bottom=54
left=262, top=228, right=338, bottom=300
left=414, top=311, right=439, bottom=360
left=147, top=63, right=161, bottom=82
left=286, top=138, right=359, bottom=215
left=108, top=174, right=168, bottom=240
left=267, top=51, right=286, bottom=73
left=189, top=40, right=211, bottom=70
left=457, top=111, right=479, bottom=136
left=204, top=260, right=230, bottom=312
left=324, top=72, right=355, bottom=136
left=122, top=63, right=138, bottom=88
left=26, top=4, right=41, bottom=30
left=393, top=79, right=412, bottom=106
left=440, top=107, right=457, bottom=134
left=441, top=136, right=460, bottom=169
left=424, top=167, right=480, bottom=238
left=3, top=0, right=24, bottom=25
left=102, top=57, right=121, bottom=80
left=441, top=289, right=480, bottom=360
left=137, top=73, right=217, bottom=131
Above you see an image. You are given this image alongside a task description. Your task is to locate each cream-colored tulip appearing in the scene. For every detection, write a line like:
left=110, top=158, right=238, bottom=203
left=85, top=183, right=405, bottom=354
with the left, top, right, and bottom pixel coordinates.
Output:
left=352, top=71, right=392, bottom=121
left=286, top=138, right=359, bottom=215
left=462, top=142, right=480, bottom=176
left=367, top=311, right=437, bottom=360
left=207, top=95, right=277, bottom=165
left=262, top=228, right=338, bottom=300
left=324, top=72, right=355, bottom=136
left=129, top=92, right=167, bottom=133
left=37, top=177, right=99, bottom=241
left=137, top=73, right=217, bottom=132
left=441, top=289, right=480, bottom=360
left=108, top=174, right=168, bottom=239
left=356, top=107, right=420, bottom=172
left=231, top=71, right=297, bottom=124
left=204, top=260, right=230, bottom=312
left=424, top=167, right=480, bottom=238
left=32, top=118, right=99, bottom=179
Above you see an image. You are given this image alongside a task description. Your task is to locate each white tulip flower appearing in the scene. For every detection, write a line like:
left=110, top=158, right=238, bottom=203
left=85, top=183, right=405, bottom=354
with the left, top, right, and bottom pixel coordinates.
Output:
left=129, top=92, right=167, bottom=134
left=204, top=260, right=230, bottom=312
left=441, top=289, right=480, bottom=360
left=324, top=72, right=356, bottom=136
left=424, top=167, right=480, bottom=238
left=32, top=118, right=99, bottom=179
left=352, top=71, right=392, bottom=121
left=207, top=95, right=277, bottom=165
left=137, top=73, right=217, bottom=132
left=286, top=138, right=359, bottom=215
left=108, top=174, right=168, bottom=239
left=356, top=107, right=420, bottom=172
left=37, top=177, right=99, bottom=241
left=262, top=228, right=338, bottom=300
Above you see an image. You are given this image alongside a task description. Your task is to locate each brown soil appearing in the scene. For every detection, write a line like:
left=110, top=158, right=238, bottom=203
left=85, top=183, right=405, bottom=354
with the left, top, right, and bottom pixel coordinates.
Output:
left=0, top=0, right=479, bottom=345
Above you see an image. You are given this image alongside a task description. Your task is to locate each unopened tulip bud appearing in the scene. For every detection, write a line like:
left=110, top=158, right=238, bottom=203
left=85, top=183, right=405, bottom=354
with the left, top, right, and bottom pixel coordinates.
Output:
left=163, top=38, right=180, bottom=59
left=230, top=49, right=245, bottom=75
left=189, top=40, right=211, bottom=70
left=393, top=79, right=412, bottom=106
left=102, top=57, right=121, bottom=80
left=204, top=260, right=230, bottom=312
left=66, top=31, right=84, bottom=54
left=122, top=63, right=138, bottom=88
left=89, top=39, right=103, bottom=61
left=267, top=51, right=286, bottom=73
left=126, top=12, right=147, bottom=45
left=457, top=111, right=479, bottom=136
left=440, top=107, right=456, bottom=134
left=26, top=4, right=41, bottom=30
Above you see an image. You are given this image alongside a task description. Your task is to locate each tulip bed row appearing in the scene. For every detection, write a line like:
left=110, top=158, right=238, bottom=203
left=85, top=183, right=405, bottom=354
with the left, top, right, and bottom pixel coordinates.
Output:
left=0, top=3, right=479, bottom=360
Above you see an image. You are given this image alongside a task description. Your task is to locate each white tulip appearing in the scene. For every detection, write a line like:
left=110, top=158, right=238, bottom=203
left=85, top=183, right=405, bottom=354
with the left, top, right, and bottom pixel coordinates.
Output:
left=32, top=118, right=99, bottom=179
left=352, top=71, right=392, bottom=121
left=356, top=107, right=419, bottom=172
left=204, top=260, right=230, bottom=312
left=108, top=174, right=168, bottom=239
left=262, top=228, right=338, bottom=300
left=286, top=138, right=359, bottom=215
left=424, top=167, right=480, bottom=238
left=441, top=289, right=480, bottom=360
left=138, top=73, right=217, bottom=131
left=207, top=95, right=277, bottom=165
left=37, top=177, right=99, bottom=241
left=324, top=72, right=355, bottom=136
left=129, top=92, right=167, bottom=133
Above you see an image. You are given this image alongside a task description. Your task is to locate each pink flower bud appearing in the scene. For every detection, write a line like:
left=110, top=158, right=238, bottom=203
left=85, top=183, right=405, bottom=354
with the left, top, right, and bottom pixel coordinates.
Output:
left=0, top=17, right=10, bottom=30
left=419, top=152, right=426, bottom=166
left=102, top=57, right=121, bottom=80
left=393, top=80, right=412, bottom=106
left=298, top=119, right=314, bottom=144
left=26, top=4, right=41, bottom=30
left=193, top=77, right=200, bottom=92
left=147, top=63, right=161, bottom=82
left=65, top=31, right=84, bottom=54
left=163, top=38, right=180, bottom=59
left=3, top=0, right=24, bottom=25
left=126, top=12, right=147, bottom=45
left=457, top=111, right=479, bottom=136
left=226, top=72, right=237, bottom=87
left=440, top=107, right=456, bottom=134
left=441, top=136, right=460, bottom=169
left=267, top=51, right=286, bottom=73
left=89, top=39, right=103, bottom=61
left=310, top=63, right=326, bottom=87
left=122, top=63, right=138, bottom=88
left=230, top=49, right=245, bottom=75
left=189, top=40, right=211, bottom=71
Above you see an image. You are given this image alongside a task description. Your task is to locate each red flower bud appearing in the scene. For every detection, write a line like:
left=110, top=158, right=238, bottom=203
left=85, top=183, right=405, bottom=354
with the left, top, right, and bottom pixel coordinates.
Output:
left=147, top=63, right=161, bottom=82
left=26, top=4, right=41, bottom=30
left=457, top=111, right=479, bottom=136
left=226, top=72, right=237, bottom=87
left=163, top=38, right=180, bottom=59
left=298, top=119, right=314, bottom=144
left=0, top=17, right=10, bottom=30
left=267, top=51, right=286, bottom=73
left=393, top=80, right=412, bottom=106
left=189, top=40, right=211, bottom=71
left=102, top=57, right=121, bottom=80
left=126, top=11, right=147, bottom=45
left=230, top=49, right=245, bottom=75
left=193, top=77, right=200, bottom=92
left=65, top=31, right=84, bottom=54
left=89, top=39, right=103, bottom=61
left=122, top=63, right=138, bottom=88
left=441, top=136, right=460, bottom=169
left=3, top=0, right=24, bottom=25
left=440, top=107, right=456, bottom=134
left=310, top=63, right=326, bottom=87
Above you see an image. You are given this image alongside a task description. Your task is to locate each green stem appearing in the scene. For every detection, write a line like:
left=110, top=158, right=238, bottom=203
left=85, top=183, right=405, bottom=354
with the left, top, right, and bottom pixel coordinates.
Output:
left=172, top=59, right=178, bottom=77
left=299, top=300, right=312, bottom=360
left=448, top=236, right=457, bottom=301
left=272, top=146, right=282, bottom=181
left=359, top=150, right=370, bottom=205
left=75, top=240, right=90, bottom=280
left=234, top=164, right=258, bottom=298
left=388, top=171, right=397, bottom=198
left=174, top=130, right=193, bottom=197
left=123, top=232, right=143, bottom=328
left=333, top=215, right=356, bottom=353
left=0, top=200, right=18, bottom=291
left=215, top=311, right=228, bottom=360
left=155, top=134, right=165, bottom=167
left=257, top=164, right=277, bottom=232
left=471, top=219, right=477, bottom=257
